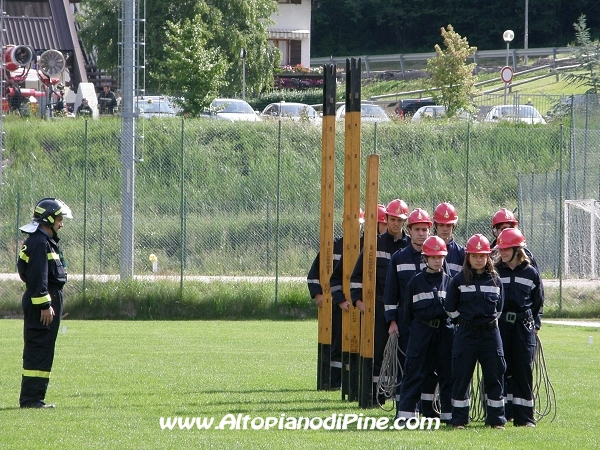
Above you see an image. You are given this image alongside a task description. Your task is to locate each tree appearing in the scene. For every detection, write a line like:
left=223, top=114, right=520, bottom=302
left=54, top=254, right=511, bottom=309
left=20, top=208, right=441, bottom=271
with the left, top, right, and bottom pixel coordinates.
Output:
left=426, top=25, right=477, bottom=118
left=76, top=0, right=279, bottom=97
left=157, top=14, right=229, bottom=115
left=565, top=15, right=600, bottom=94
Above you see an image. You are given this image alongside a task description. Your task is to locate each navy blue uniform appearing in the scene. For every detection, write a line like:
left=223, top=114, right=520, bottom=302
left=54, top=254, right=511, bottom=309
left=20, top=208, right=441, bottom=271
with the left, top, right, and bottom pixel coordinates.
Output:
left=496, top=260, right=544, bottom=426
left=350, top=231, right=410, bottom=394
left=382, top=245, right=425, bottom=413
left=445, top=271, right=506, bottom=427
left=307, top=237, right=345, bottom=388
left=397, top=269, right=453, bottom=422
left=18, top=229, right=67, bottom=407
left=444, top=239, right=465, bottom=277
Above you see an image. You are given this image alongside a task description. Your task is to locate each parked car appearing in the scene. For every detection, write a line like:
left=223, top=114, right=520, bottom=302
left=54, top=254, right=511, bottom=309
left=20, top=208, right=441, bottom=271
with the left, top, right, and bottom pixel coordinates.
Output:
left=411, top=105, right=477, bottom=122
left=411, top=105, right=447, bottom=121
left=135, top=96, right=180, bottom=118
left=335, top=102, right=391, bottom=123
left=394, top=98, right=436, bottom=118
left=260, top=101, right=320, bottom=124
left=206, top=98, right=261, bottom=122
left=483, top=104, right=546, bottom=124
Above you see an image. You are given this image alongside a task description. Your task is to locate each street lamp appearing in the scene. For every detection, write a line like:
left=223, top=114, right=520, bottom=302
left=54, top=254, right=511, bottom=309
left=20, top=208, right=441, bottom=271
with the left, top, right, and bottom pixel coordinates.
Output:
left=503, top=30, right=514, bottom=104
left=503, top=30, right=514, bottom=67
left=240, top=48, right=247, bottom=101
left=524, top=0, right=529, bottom=65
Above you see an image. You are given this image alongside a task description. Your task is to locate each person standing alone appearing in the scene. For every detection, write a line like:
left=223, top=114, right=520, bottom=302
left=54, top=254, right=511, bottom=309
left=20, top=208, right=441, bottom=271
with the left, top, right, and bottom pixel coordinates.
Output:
left=18, top=198, right=73, bottom=408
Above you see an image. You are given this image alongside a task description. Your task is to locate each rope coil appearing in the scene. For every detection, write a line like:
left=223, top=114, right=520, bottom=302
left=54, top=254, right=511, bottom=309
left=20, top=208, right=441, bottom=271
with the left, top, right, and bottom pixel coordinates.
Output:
left=376, top=333, right=404, bottom=411
left=532, top=333, right=557, bottom=422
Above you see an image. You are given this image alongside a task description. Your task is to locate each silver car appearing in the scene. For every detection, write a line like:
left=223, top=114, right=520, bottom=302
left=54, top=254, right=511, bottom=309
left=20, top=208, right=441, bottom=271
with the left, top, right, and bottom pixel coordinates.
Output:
left=335, top=103, right=391, bottom=123
left=208, top=98, right=262, bottom=122
left=484, top=105, right=546, bottom=124
left=260, top=102, right=320, bottom=124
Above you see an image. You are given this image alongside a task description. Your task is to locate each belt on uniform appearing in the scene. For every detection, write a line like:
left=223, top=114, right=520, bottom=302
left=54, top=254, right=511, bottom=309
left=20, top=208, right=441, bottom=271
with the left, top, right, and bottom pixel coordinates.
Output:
left=501, top=309, right=532, bottom=324
left=421, top=318, right=442, bottom=328
left=457, top=317, right=498, bottom=331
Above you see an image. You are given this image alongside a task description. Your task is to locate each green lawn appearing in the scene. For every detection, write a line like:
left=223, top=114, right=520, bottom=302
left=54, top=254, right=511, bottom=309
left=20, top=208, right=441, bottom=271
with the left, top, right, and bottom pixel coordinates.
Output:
left=1, top=320, right=599, bottom=449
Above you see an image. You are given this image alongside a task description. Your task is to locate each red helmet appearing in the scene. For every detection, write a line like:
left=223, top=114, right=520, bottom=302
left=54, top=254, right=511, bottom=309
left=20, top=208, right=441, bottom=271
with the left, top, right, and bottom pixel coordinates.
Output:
left=407, top=208, right=433, bottom=227
left=377, top=204, right=387, bottom=223
left=385, top=199, right=409, bottom=219
left=422, top=236, right=448, bottom=256
left=491, top=208, right=518, bottom=228
left=494, top=228, right=525, bottom=249
left=359, top=208, right=365, bottom=224
left=466, top=234, right=492, bottom=254
left=434, top=202, right=458, bottom=225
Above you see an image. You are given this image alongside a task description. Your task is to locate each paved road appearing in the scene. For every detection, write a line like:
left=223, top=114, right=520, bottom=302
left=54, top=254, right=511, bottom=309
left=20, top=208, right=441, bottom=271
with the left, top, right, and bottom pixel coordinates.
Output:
left=2, top=273, right=599, bottom=287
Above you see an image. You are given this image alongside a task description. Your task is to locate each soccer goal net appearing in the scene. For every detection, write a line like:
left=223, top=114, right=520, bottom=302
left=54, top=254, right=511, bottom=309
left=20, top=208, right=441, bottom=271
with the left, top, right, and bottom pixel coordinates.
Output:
left=564, top=199, right=600, bottom=278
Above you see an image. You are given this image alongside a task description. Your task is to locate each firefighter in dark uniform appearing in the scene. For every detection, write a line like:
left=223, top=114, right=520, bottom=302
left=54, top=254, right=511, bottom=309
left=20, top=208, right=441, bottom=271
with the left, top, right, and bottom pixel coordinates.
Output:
left=383, top=208, right=432, bottom=417
left=491, top=208, right=538, bottom=269
left=445, top=234, right=506, bottom=429
left=494, top=228, right=543, bottom=427
left=396, top=236, right=453, bottom=422
left=18, top=198, right=72, bottom=408
left=307, top=209, right=365, bottom=390
left=418, top=202, right=465, bottom=419
left=433, top=202, right=465, bottom=277
left=350, top=199, right=410, bottom=404
left=490, top=207, right=539, bottom=420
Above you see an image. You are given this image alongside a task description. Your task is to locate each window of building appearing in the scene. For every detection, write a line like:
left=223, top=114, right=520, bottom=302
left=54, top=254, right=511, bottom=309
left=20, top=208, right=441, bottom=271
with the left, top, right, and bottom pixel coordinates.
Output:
left=5, top=0, right=52, bottom=17
left=289, top=40, right=301, bottom=66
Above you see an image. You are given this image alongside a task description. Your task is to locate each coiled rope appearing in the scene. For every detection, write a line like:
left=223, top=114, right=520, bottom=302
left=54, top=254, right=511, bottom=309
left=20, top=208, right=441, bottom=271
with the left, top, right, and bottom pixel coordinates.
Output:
left=532, top=333, right=557, bottom=422
left=376, top=333, right=404, bottom=411
left=470, top=362, right=487, bottom=421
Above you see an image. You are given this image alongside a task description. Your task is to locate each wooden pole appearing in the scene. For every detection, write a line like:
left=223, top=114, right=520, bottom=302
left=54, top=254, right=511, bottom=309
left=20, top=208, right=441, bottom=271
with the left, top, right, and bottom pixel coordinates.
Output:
left=359, top=154, right=379, bottom=408
left=342, top=57, right=361, bottom=402
left=317, top=64, right=336, bottom=390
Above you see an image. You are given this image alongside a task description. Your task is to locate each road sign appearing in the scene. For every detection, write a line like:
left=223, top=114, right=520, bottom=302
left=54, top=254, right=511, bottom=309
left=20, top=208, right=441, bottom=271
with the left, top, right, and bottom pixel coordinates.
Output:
left=500, top=66, right=513, bottom=84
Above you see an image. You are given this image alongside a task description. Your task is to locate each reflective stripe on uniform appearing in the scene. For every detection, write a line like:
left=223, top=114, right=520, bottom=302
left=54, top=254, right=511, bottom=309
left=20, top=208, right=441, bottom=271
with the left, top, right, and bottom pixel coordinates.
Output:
left=397, top=263, right=416, bottom=272
left=447, top=310, right=460, bottom=318
left=459, top=285, right=476, bottom=293
left=330, top=361, right=343, bottom=369
left=447, top=262, right=462, bottom=273
left=384, top=304, right=397, bottom=311
left=23, top=369, right=51, bottom=378
left=350, top=282, right=362, bottom=289
left=413, top=292, right=434, bottom=304
left=480, top=285, right=500, bottom=294
left=420, top=393, right=435, bottom=401
left=440, top=412, right=452, bottom=421
left=513, top=397, right=534, bottom=407
left=452, top=398, right=470, bottom=408
left=307, top=278, right=320, bottom=285
left=515, top=277, right=535, bottom=289
left=376, top=251, right=391, bottom=259
left=19, top=248, right=29, bottom=263
left=486, top=398, right=504, bottom=408
left=31, top=294, right=51, bottom=305
left=48, top=252, right=60, bottom=261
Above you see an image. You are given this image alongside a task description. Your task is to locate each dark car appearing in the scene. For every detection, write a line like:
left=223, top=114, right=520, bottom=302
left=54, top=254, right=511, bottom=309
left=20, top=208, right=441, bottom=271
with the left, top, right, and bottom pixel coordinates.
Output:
left=394, top=98, right=436, bottom=118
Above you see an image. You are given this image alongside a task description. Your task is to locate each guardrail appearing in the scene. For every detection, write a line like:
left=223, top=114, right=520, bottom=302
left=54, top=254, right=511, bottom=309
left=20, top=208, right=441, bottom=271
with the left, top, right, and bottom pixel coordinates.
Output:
left=310, top=46, right=574, bottom=77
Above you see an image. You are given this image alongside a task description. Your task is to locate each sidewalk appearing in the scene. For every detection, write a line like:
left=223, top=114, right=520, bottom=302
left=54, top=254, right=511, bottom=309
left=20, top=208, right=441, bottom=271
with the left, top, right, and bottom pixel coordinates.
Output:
left=543, top=320, right=600, bottom=328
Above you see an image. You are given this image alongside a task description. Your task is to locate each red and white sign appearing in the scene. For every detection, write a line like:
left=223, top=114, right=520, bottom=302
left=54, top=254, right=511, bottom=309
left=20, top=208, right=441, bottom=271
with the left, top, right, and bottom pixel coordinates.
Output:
left=500, top=66, right=513, bottom=84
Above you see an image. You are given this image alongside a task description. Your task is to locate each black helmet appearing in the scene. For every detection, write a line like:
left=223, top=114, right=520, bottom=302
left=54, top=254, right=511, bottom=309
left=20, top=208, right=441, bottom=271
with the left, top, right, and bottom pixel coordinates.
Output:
left=20, top=198, right=72, bottom=233
left=33, top=198, right=73, bottom=225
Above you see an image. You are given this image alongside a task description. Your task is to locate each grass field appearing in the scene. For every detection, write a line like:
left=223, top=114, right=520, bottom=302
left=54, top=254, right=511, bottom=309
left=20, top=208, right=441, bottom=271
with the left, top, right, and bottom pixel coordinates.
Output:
left=1, top=320, right=599, bottom=449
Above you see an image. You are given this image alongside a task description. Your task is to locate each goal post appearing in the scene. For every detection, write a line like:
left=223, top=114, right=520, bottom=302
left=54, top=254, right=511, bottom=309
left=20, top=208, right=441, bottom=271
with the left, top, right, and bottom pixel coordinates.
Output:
left=564, top=199, right=600, bottom=278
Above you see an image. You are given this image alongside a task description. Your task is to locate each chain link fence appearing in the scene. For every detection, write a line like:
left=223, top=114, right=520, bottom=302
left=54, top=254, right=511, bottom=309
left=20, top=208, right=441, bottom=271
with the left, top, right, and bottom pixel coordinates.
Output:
left=7, top=100, right=600, bottom=314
